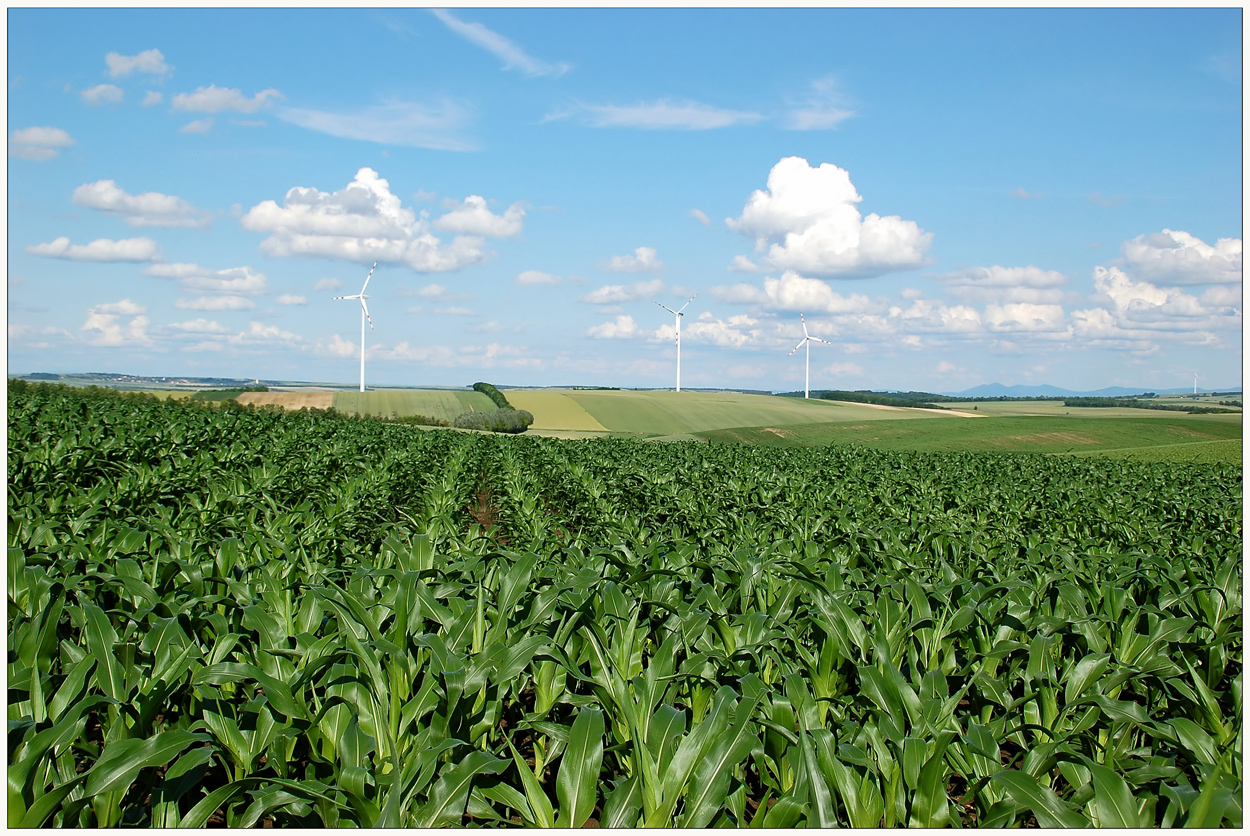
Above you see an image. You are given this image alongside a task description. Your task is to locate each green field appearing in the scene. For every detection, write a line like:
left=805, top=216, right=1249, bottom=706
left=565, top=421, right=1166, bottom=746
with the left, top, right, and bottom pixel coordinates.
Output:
left=331, top=389, right=496, bottom=423
left=508, top=389, right=957, bottom=435
left=504, top=389, right=609, bottom=431
left=8, top=381, right=1242, bottom=828
left=969, top=399, right=1243, bottom=418
left=699, top=414, right=1242, bottom=459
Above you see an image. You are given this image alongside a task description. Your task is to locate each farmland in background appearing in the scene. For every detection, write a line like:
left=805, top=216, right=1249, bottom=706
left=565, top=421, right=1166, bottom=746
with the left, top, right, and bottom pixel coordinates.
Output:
left=8, top=380, right=1243, bottom=828
left=506, top=388, right=960, bottom=436
left=699, top=414, right=1243, bottom=461
left=331, top=390, right=496, bottom=423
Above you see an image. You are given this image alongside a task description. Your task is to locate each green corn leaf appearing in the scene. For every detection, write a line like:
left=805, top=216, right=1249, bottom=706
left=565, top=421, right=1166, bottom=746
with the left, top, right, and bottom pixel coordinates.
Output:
left=17, top=774, right=90, bottom=829
left=556, top=707, right=605, bottom=828
left=682, top=689, right=765, bottom=828
left=86, top=729, right=210, bottom=796
left=179, top=781, right=252, bottom=829
left=415, top=750, right=508, bottom=828
left=82, top=601, right=126, bottom=701
left=762, top=794, right=808, bottom=828
left=1082, top=759, right=1143, bottom=828
left=601, top=775, right=643, bottom=829
left=507, top=737, right=555, bottom=828
left=992, top=770, right=1087, bottom=828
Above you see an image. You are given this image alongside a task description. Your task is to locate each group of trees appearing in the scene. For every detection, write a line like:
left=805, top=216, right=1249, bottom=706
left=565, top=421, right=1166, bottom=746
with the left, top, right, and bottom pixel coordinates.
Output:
left=461, top=382, right=534, bottom=433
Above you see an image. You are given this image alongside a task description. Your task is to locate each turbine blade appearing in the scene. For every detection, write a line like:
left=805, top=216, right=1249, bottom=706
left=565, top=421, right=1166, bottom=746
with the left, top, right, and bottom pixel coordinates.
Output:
left=656, top=302, right=677, bottom=315
left=811, top=336, right=833, bottom=344
left=361, top=298, right=375, bottom=330
left=332, top=294, right=357, bottom=300
left=789, top=338, right=807, bottom=356
left=360, top=260, right=379, bottom=294
left=801, top=312, right=810, bottom=338
left=677, top=292, right=698, bottom=313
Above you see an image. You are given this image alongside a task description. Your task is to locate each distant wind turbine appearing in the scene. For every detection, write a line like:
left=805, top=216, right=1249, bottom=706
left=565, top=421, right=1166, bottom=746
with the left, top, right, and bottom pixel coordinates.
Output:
left=656, top=293, right=697, bottom=392
left=333, top=261, right=378, bottom=393
left=1194, top=371, right=1199, bottom=395
left=789, top=313, right=832, bottom=399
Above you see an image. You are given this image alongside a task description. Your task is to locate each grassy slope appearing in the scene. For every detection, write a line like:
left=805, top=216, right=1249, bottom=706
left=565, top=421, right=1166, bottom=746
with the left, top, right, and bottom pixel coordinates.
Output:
left=504, top=389, right=608, bottom=432
left=331, top=390, right=495, bottom=423
left=698, top=414, right=1242, bottom=456
left=539, top=390, right=954, bottom=434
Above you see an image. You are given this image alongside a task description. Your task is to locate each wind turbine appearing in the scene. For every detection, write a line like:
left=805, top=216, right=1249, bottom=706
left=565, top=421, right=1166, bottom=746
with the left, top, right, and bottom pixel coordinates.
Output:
left=656, top=293, right=697, bottom=392
left=333, top=261, right=378, bottom=393
left=789, top=313, right=832, bottom=399
left=1194, top=371, right=1199, bottom=396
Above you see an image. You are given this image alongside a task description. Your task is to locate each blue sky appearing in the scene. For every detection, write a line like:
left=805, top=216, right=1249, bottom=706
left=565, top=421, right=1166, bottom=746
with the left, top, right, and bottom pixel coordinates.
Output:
left=8, top=8, right=1242, bottom=392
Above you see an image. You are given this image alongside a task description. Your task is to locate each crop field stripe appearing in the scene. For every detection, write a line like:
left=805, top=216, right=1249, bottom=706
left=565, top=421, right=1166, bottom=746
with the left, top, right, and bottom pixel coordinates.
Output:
left=7, top=380, right=1243, bottom=828
left=562, top=390, right=945, bottom=434
left=330, top=389, right=496, bottom=423
left=501, top=390, right=609, bottom=432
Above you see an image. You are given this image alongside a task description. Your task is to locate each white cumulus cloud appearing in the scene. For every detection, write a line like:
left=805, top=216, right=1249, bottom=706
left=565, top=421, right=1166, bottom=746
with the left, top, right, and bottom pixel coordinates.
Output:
left=1120, top=229, right=1241, bottom=285
left=713, top=270, right=882, bottom=315
left=241, top=167, right=514, bottom=272
left=168, top=318, right=230, bottom=334
left=180, top=118, right=213, bottom=134
left=9, top=126, right=74, bottom=160
left=939, top=265, right=1068, bottom=304
left=588, top=315, right=645, bottom=339
left=600, top=246, right=663, bottom=274
left=172, top=84, right=282, bottom=113
left=142, top=91, right=163, bottom=107
left=81, top=84, right=124, bottom=106
left=145, top=263, right=268, bottom=295
left=690, top=209, right=711, bottom=226
left=72, top=180, right=210, bottom=228
left=175, top=296, right=257, bottom=311
left=433, top=195, right=525, bottom=237
left=83, top=300, right=150, bottom=346
left=727, top=156, right=932, bottom=278
left=105, top=48, right=171, bottom=78
left=276, top=294, right=307, bottom=306
left=517, top=270, right=560, bottom=286
left=580, top=277, right=665, bottom=304
left=27, top=236, right=159, bottom=262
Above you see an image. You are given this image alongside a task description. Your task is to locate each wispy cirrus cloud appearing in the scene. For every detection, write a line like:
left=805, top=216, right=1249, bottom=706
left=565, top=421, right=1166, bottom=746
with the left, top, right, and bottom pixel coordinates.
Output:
left=278, top=99, right=478, bottom=151
left=431, top=8, right=570, bottom=77
left=783, top=76, right=855, bottom=130
left=558, top=99, right=764, bottom=130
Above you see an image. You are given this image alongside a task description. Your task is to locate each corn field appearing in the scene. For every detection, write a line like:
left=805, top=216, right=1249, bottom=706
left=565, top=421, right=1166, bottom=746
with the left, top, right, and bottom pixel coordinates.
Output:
left=8, top=380, right=1242, bottom=827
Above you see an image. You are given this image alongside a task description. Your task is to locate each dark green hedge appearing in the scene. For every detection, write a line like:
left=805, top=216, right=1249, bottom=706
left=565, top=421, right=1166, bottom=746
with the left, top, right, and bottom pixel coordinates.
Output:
left=472, top=382, right=513, bottom=410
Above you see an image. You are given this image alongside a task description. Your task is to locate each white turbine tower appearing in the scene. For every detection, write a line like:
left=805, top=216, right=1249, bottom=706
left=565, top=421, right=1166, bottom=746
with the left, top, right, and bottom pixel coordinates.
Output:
left=656, top=294, right=697, bottom=392
left=789, top=313, right=832, bottom=399
left=1194, top=371, right=1199, bottom=395
left=333, top=261, right=378, bottom=393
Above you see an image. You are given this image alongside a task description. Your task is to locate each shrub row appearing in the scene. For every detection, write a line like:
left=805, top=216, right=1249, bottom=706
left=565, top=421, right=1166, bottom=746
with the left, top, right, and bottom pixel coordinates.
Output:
left=453, top=408, right=533, bottom=433
left=472, top=381, right=513, bottom=410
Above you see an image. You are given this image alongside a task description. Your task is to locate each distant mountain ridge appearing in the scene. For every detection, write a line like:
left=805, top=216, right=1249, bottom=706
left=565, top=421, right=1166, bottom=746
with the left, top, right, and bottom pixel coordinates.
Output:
left=948, top=383, right=1241, bottom=398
